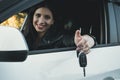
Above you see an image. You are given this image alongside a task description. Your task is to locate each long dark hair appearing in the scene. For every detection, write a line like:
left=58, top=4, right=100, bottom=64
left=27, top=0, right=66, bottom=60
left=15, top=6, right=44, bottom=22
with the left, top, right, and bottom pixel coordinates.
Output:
left=22, top=1, right=60, bottom=50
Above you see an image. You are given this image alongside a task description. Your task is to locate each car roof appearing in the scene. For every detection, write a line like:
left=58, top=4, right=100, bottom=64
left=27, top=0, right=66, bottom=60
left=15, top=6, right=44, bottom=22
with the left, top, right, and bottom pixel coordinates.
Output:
left=0, top=0, right=43, bottom=23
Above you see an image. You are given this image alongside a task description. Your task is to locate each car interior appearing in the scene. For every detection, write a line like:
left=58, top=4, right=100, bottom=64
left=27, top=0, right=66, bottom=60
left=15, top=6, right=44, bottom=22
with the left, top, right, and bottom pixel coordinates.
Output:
left=54, top=0, right=102, bottom=44
left=22, top=0, right=105, bottom=46
left=0, top=0, right=107, bottom=52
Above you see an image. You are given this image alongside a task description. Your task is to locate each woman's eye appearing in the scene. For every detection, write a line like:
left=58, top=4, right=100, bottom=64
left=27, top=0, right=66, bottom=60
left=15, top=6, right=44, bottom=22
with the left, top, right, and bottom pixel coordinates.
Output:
left=35, top=14, right=41, bottom=17
left=44, top=15, right=51, bottom=20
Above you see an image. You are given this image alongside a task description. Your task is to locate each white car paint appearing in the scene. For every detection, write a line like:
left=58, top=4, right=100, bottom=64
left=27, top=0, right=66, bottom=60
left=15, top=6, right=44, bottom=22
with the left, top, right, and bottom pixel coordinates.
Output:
left=0, top=26, right=28, bottom=51
left=0, top=45, right=120, bottom=80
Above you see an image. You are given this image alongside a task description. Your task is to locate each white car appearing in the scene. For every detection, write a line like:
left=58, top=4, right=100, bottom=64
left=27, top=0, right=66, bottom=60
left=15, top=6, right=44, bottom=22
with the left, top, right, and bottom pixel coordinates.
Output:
left=0, top=0, right=120, bottom=80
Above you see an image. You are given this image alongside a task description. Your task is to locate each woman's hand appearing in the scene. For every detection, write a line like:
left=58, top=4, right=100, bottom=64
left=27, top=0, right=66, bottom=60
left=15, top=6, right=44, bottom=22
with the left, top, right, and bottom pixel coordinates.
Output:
left=74, top=30, right=95, bottom=54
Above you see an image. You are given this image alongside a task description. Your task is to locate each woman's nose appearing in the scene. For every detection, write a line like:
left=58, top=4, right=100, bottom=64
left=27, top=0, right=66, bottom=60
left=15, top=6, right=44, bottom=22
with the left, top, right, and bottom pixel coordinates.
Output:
left=38, top=17, right=45, bottom=24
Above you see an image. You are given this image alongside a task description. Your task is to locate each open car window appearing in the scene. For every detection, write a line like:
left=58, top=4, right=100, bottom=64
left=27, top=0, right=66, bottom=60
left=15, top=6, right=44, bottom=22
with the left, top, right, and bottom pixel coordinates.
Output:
left=0, top=0, right=118, bottom=51
left=22, top=0, right=103, bottom=51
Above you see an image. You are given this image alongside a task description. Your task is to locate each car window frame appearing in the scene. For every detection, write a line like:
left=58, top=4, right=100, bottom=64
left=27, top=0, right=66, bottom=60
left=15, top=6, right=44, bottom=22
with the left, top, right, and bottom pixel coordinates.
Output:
left=21, top=0, right=109, bottom=52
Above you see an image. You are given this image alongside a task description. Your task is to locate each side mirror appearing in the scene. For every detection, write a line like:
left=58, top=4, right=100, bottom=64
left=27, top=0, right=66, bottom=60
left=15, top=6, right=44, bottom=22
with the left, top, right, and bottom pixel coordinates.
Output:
left=0, top=26, right=28, bottom=62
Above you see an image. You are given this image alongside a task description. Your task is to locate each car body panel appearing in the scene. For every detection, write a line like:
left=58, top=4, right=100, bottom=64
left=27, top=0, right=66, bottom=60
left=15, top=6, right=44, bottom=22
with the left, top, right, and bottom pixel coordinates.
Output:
left=0, top=44, right=120, bottom=80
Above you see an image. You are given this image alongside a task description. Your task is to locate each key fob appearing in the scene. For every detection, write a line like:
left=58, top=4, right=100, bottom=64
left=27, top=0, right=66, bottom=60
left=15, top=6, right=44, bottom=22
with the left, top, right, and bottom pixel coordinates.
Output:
left=79, top=52, right=87, bottom=67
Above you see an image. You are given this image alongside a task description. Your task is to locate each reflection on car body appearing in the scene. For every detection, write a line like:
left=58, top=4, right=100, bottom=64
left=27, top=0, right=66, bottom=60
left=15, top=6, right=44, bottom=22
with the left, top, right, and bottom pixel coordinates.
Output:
left=0, top=0, right=120, bottom=80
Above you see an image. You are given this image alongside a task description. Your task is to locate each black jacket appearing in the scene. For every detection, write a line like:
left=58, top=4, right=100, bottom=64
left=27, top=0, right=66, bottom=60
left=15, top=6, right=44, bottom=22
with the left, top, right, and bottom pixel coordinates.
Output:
left=24, top=27, right=75, bottom=51
left=23, top=25, right=96, bottom=51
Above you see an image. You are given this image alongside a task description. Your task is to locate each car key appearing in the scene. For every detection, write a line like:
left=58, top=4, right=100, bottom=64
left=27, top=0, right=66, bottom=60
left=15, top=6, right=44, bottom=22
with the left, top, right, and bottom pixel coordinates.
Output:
left=78, top=52, right=87, bottom=77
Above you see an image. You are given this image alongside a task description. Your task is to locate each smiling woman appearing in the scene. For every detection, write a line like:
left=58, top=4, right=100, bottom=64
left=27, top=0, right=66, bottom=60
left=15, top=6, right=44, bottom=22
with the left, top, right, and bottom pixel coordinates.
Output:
left=21, top=1, right=96, bottom=53
left=22, top=2, right=74, bottom=50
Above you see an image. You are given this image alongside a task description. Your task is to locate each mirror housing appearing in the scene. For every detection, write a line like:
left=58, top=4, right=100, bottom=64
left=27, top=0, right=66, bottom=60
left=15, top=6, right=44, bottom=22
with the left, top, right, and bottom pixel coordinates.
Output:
left=0, top=26, right=28, bottom=62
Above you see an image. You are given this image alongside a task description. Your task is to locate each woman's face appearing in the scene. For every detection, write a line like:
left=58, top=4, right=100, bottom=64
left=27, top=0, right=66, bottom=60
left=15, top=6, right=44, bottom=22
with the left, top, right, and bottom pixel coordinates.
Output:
left=33, top=7, right=54, bottom=34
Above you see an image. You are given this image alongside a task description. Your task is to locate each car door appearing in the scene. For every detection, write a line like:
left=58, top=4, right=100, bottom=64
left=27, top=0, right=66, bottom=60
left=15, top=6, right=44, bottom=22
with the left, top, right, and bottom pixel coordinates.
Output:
left=0, top=0, right=120, bottom=80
